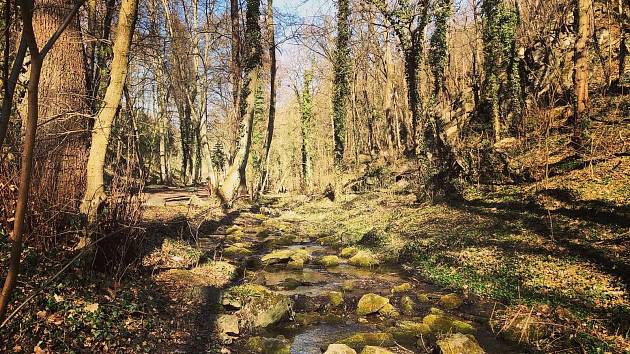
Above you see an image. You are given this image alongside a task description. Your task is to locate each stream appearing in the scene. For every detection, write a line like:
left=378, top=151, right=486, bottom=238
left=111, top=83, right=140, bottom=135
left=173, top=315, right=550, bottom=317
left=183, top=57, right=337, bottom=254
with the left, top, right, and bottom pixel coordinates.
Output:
left=192, top=209, right=525, bottom=354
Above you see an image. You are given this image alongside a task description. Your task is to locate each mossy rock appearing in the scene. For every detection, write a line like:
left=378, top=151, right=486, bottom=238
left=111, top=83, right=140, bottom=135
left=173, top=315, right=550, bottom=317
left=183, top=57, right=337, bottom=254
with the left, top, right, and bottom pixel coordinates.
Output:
left=217, top=314, right=239, bottom=342
left=422, top=313, right=475, bottom=334
left=295, top=312, right=321, bottom=326
left=226, top=225, right=242, bottom=234
left=360, top=346, right=394, bottom=354
left=338, top=332, right=395, bottom=351
left=287, top=258, right=305, bottom=269
left=401, top=296, right=415, bottom=315
left=328, top=291, right=344, bottom=307
left=340, top=247, right=359, bottom=258
left=246, top=336, right=291, bottom=354
left=357, top=293, right=389, bottom=316
left=378, top=303, right=399, bottom=318
left=324, top=343, right=357, bottom=354
left=262, top=248, right=311, bottom=265
left=398, top=320, right=431, bottom=336
left=436, top=333, right=486, bottom=354
left=417, top=293, right=430, bottom=303
left=386, top=322, right=432, bottom=350
left=223, top=243, right=253, bottom=257
left=225, top=284, right=291, bottom=329
left=391, top=282, right=412, bottom=294
left=319, top=236, right=341, bottom=247
left=348, top=251, right=379, bottom=268
left=342, top=281, right=355, bottom=292
left=320, top=255, right=341, bottom=267
left=440, top=293, right=463, bottom=310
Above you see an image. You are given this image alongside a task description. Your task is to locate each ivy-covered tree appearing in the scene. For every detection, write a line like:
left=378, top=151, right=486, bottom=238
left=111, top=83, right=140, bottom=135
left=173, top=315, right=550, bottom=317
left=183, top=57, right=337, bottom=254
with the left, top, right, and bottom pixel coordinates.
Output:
left=299, top=71, right=313, bottom=188
left=332, top=0, right=350, bottom=166
left=481, top=0, right=521, bottom=142
left=368, top=0, right=430, bottom=153
left=218, top=0, right=263, bottom=205
left=424, top=0, right=461, bottom=201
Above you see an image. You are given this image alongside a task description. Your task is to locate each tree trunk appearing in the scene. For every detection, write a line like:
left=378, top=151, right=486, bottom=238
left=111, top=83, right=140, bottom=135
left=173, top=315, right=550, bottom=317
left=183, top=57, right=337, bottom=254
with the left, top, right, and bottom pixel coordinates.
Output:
left=218, top=0, right=261, bottom=206
left=0, top=0, right=83, bottom=322
left=619, top=0, right=629, bottom=85
left=80, top=0, right=138, bottom=222
left=32, top=0, right=90, bottom=217
left=573, top=0, right=592, bottom=149
left=259, top=0, right=276, bottom=195
left=403, top=49, right=421, bottom=151
left=0, top=37, right=27, bottom=149
left=332, top=0, right=350, bottom=166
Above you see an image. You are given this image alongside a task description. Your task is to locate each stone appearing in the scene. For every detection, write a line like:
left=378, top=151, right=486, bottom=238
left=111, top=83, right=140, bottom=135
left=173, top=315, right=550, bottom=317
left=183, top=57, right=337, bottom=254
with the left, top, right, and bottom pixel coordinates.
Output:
left=378, top=303, right=399, bottom=318
left=320, top=255, right=341, bottom=267
left=417, top=293, right=430, bottom=303
left=328, top=291, right=344, bottom=307
left=340, top=247, right=359, bottom=258
left=287, top=258, right=304, bottom=269
left=360, top=346, right=394, bottom=354
left=294, top=312, right=321, bottom=326
left=224, top=284, right=291, bottom=329
left=324, top=344, right=357, bottom=354
left=338, top=333, right=395, bottom=351
left=440, top=293, right=463, bottom=310
left=437, top=333, right=486, bottom=354
left=357, top=293, right=389, bottom=316
left=246, top=336, right=291, bottom=354
left=261, top=248, right=310, bottom=265
left=348, top=251, right=379, bottom=268
left=342, top=281, right=355, bottom=292
left=223, top=243, right=253, bottom=257
left=226, top=225, right=242, bottom=234
left=391, top=282, right=412, bottom=293
left=398, top=321, right=431, bottom=336
left=216, top=314, right=239, bottom=342
left=422, top=313, right=475, bottom=334
left=401, top=296, right=415, bottom=315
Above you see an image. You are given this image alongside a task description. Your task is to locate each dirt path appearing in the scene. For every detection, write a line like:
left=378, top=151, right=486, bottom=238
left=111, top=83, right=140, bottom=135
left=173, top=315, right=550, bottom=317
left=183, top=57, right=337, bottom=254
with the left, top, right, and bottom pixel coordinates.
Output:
left=142, top=187, right=528, bottom=354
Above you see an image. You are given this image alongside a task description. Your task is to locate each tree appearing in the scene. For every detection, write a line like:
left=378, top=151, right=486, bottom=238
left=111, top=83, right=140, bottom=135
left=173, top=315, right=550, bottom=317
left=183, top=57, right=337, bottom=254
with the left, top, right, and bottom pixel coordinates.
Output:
left=258, top=0, right=276, bottom=195
left=332, top=0, right=350, bottom=165
left=572, top=0, right=592, bottom=150
left=368, top=0, right=430, bottom=153
left=80, top=0, right=139, bottom=222
left=218, top=0, right=262, bottom=206
left=481, top=0, right=519, bottom=142
left=0, top=0, right=85, bottom=321
left=31, top=0, right=91, bottom=216
left=298, top=71, right=313, bottom=189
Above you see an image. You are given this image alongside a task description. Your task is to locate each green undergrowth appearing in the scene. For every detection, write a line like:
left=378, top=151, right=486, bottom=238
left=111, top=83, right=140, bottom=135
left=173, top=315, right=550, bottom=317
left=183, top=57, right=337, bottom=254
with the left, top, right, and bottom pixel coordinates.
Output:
left=282, top=156, right=630, bottom=353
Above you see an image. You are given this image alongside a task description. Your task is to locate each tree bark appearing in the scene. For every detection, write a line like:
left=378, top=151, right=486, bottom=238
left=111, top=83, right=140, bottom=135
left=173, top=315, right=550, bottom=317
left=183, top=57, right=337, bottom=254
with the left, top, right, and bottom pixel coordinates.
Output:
left=259, top=0, right=276, bottom=195
left=0, top=0, right=84, bottom=321
left=32, top=0, right=90, bottom=216
left=80, top=0, right=138, bottom=221
left=332, top=0, right=350, bottom=166
left=218, top=0, right=262, bottom=206
left=573, top=0, right=592, bottom=149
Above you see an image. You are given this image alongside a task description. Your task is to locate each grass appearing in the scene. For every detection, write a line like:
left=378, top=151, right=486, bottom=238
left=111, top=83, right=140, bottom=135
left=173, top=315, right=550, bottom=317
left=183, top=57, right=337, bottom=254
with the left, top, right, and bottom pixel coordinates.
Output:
left=280, top=155, right=630, bottom=353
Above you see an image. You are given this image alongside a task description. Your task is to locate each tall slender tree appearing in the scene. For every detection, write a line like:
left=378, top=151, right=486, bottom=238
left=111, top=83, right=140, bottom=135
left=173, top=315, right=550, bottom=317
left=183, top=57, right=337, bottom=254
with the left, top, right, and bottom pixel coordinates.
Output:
left=80, top=0, right=139, bottom=222
left=332, top=0, right=350, bottom=166
left=218, top=0, right=262, bottom=205
left=259, top=0, right=276, bottom=195
left=572, top=0, right=592, bottom=150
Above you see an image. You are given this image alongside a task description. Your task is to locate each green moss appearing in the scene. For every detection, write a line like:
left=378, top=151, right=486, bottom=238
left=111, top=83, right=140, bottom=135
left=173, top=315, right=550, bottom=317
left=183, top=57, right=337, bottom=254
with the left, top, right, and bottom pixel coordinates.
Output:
left=328, top=291, right=344, bottom=307
left=246, top=336, right=290, bottom=354
left=401, top=296, right=415, bottom=315
left=340, top=247, right=359, bottom=258
left=348, top=251, right=378, bottom=268
left=440, top=293, right=463, bottom=309
left=423, top=313, right=475, bottom=334
left=338, top=332, right=395, bottom=351
left=391, top=282, right=412, bottom=294
left=320, top=255, right=341, bottom=267
left=357, top=293, right=389, bottom=316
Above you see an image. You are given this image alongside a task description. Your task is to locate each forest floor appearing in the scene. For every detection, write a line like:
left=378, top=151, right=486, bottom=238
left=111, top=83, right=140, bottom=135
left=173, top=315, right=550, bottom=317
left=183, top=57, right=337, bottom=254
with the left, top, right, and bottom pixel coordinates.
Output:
left=2, top=151, right=628, bottom=353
